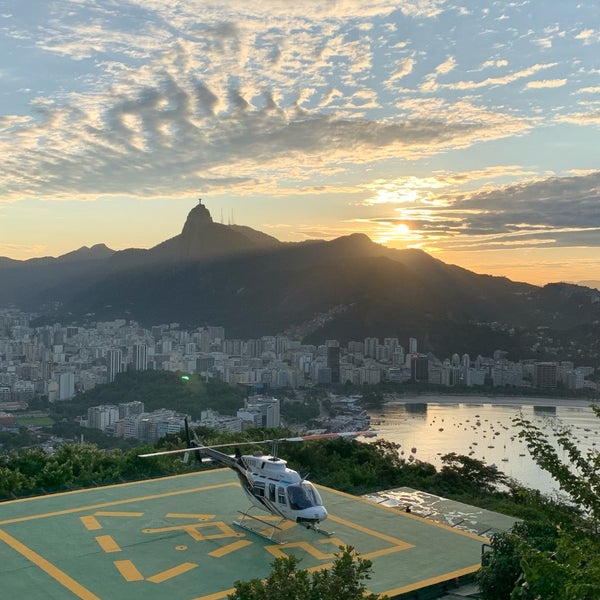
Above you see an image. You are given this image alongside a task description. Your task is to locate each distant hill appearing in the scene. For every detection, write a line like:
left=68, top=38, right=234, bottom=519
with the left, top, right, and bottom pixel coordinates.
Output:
left=2, top=202, right=600, bottom=362
left=578, top=280, right=600, bottom=291
left=0, top=201, right=280, bottom=310
left=57, top=244, right=115, bottom=262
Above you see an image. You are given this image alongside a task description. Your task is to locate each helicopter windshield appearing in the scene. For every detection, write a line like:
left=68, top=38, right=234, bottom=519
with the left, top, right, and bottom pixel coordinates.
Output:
left=287, top=483, right=323, bottom=510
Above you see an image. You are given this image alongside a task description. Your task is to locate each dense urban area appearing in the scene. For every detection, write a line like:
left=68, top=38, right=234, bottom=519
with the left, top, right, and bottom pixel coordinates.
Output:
left=1, top=307, right=597, bottom=444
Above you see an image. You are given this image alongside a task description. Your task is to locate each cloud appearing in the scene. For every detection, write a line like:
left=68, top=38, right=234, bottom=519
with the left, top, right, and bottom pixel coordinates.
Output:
left=445, top=173, right=600, bottom=243
left=558, top=111, right=600, bottom=127
left=526, top=79, right=567, bottom=89
left=435, top=56, right=456, bottom=75
left=443, top=62, right=559, bottom=91
left=385, top=57, right=416, bottom=86
left=361, top=172, right=600, bottom=251
left=2, top=84, right=524, bottom=201
left=480, top=59, right=509, bottom=69
left=2, top=8, right=535, bottom=205
left=575, top=28, right=600, bottom=45
left=2, top=1, right=469, bottom=202
left=0, top=242, right=47, bottom=256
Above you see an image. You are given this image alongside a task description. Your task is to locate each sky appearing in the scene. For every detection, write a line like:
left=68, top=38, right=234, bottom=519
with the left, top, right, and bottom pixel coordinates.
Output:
left=1, top=1, right=599, bottom=287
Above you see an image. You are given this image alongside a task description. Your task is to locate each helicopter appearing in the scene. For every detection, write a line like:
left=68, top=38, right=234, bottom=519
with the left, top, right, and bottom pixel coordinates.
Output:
left=139, top=422, right=375, bottom=541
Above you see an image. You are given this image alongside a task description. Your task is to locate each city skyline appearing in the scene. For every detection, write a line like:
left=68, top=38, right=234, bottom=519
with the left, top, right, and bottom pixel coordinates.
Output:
left=2, top=308, right=594, bottom=403
left=1, top=1, right=599, bottom=286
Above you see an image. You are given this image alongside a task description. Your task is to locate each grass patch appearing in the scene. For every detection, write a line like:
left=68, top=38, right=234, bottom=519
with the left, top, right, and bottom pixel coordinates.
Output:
left=16, top=416, right=54, bottom=426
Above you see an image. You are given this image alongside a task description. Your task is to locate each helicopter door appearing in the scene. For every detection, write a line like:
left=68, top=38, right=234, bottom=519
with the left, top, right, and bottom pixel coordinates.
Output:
left=277, top=486, right=287, bottom=505
left=268, top=483, right=276, bottom=502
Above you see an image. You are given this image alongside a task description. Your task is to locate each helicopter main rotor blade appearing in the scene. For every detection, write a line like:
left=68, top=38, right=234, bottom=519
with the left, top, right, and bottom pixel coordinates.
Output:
left=139, top=447, right=204, bottom=458
left=138, top=430, right=376, bottom=459
left=280, top=430, right=377, bottom=442
left=138, top=439, right=270, bottom=458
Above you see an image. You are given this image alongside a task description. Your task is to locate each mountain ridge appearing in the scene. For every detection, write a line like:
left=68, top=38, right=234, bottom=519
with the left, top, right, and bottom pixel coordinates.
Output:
left=2, top=202, right=599, bottom=363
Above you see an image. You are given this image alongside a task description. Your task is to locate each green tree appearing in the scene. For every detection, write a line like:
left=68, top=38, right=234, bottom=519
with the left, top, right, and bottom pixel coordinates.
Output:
left=49, top=370, right=245, bottom=423
left=477, top=521, right=559, bottom=600
left=437, top=452, right=508, bottom=496
left=513, top=406, right=600, bottom=523
left=508, top=529, right=600, bottom=600
left=227, top=546, right=387, bottom=600
left=0, top=465, right=30, bottom=497
left=477, top=408, right=600, bottom=599
left=362, top=390, right=384, bottom=410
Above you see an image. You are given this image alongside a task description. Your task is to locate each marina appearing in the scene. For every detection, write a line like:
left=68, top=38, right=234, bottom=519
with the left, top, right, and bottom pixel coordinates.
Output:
left=368, top=396, right=600, bottom=496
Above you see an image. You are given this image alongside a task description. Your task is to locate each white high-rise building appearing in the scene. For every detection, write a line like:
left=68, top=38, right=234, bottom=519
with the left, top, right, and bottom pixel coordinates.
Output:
left=132, top=344, right=148, bottom=371
left=384, top=337, right=399, bottom=351
left=58, top=371, right=75, bottom=400
left=239, top=396, right=280, bottom=428
left=363, top=337, right=378, bottom=358
left=88, top=405, right=119, bottom=431
left=107, top=348, right=123, bottom=383
left=408, top=337, right=418, bottom=354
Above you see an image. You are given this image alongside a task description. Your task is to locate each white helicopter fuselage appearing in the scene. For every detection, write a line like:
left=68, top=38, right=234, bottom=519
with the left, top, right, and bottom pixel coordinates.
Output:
left=140, top=428, right=375, bottom=534
left=238, top=453, right=328, bottom=525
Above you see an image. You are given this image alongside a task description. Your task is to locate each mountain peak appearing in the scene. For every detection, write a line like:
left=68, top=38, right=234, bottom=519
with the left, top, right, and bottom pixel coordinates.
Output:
left=334, top=232, right=374, bottom=245
left=174, top=199, right=259, bottom=261
left=58, top=243, right=115, bottom=262
left=181, top=199, right=214, bottom=236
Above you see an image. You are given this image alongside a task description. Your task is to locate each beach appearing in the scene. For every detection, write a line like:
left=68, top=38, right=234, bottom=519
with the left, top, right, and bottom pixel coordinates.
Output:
left=385, top=393, right=598, bottom=409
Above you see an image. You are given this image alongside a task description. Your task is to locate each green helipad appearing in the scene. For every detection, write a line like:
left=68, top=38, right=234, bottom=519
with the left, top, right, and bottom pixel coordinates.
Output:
left=0, top=468, right=491, bottom=599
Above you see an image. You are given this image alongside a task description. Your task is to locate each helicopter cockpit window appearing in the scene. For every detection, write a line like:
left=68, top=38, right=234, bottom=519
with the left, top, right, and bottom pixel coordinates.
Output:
left=287, top=483, right=323, bottom=510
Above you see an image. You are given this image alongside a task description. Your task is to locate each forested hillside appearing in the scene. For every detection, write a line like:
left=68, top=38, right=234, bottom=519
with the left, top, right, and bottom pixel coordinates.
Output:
left=50, top=370, right=246, bottom=422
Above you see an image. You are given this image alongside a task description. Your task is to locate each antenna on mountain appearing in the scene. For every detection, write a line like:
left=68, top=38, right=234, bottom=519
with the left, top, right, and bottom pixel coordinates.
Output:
left=231, top=209, right=235, bottom=225
left=220, top=208, right=224, bottom=224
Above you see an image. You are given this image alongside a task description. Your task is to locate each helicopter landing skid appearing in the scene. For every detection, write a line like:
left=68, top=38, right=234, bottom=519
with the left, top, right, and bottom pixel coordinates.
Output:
left=305, top=522, right=334, bottom=537
left=234, top=509, right=286, bottom=544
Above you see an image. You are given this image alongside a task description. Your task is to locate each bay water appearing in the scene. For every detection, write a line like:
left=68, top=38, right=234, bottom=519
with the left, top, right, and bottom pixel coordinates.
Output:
left=367, top=396, right=600, bottom=497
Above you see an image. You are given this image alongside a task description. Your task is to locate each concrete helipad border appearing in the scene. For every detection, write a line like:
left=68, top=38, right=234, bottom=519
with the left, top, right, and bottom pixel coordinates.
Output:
left=0, top=468, right=490, bottom=599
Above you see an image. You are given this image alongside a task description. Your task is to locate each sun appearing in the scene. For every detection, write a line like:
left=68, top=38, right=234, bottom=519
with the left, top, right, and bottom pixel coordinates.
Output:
left=374, top=221, right=416, bottom=246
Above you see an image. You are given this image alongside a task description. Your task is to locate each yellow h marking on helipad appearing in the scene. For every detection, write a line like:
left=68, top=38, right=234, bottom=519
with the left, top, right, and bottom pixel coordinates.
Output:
left=266, top=538, right=343, bottom=560
left=0, top=528, right=101, bottom=600
left=95, top=511, right=144, bottom=518
left=209, top=539, right=252, bottom=557
left=144, top=519, right=241, bottom=541
left=96, top=534, right=121, bottom=553
left=147, top=562, right=198, bottom=583
left=114, top=559, right=144, bottom=582
left=80, top=516, right=102, bottom=530
left=166, top=513, right=215, bottom=520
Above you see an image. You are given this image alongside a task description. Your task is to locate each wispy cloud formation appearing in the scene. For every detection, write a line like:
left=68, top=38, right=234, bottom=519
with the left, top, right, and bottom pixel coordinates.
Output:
left=526, top=79, right=567, bottom=89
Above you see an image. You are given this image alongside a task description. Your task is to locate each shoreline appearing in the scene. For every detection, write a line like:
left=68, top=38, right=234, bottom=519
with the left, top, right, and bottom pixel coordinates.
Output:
left=384, top=394, right=597, bottom=409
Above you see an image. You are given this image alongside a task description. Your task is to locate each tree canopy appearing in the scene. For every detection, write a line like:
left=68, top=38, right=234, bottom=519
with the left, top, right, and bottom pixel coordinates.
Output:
left=477, top=404, right=600, bottom=599
left=513, top=405, right=600, bottom=523
left=50, top=370, right=246, bottom=422
left=478, top=522, right=600, bottom=600
left=227, top=546, right=387, bottom=600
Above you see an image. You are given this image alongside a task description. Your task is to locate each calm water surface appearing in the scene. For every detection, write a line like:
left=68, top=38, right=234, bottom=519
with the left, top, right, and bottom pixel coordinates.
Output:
left=367, top=396, right=600, bottom=496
